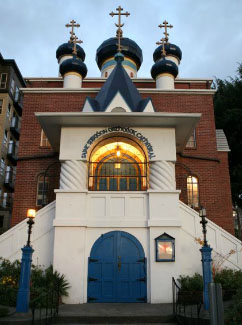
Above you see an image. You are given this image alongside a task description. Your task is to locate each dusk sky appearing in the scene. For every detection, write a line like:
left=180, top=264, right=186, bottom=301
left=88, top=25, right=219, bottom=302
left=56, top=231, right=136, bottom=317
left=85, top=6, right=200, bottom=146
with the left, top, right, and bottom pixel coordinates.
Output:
left=0, top=0, right=241, bottom=80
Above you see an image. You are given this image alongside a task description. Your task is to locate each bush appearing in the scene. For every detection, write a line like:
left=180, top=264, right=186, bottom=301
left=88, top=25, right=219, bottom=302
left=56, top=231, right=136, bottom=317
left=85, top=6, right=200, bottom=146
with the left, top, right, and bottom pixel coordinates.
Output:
left=0, top=258, right=70, bottom=307
left=225, top=287, right=242, bottom=324
left=178, top=273, right=203, bottom=292
left=214, top=269, right=242, bottom=300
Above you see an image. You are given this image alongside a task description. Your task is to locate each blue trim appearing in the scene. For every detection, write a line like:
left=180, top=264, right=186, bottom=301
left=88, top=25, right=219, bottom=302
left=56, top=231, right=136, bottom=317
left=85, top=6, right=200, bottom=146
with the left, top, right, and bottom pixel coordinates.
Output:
left=16, top=246, right=34, bottom=313
left=102, top=59, right=137, bottom=71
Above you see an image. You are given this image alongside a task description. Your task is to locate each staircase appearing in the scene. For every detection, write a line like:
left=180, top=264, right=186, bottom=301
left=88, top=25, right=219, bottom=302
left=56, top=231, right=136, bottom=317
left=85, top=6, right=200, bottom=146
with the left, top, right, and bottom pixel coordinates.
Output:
left=51, top=303, right=177, bottom=324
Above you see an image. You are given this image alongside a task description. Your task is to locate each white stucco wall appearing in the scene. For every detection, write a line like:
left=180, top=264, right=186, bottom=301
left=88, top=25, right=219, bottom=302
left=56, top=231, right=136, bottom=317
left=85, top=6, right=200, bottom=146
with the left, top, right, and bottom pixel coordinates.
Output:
left=59, top=127, right=176, bottom=162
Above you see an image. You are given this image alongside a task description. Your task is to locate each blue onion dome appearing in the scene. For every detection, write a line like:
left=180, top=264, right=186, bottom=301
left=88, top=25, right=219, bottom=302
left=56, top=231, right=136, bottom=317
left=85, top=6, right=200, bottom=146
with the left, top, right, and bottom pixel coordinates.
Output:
left=153, top=43, right=182, bottom=62
left=151, top=58, right=178, bottom=79
left=56, top=42, right=86, bottom=62
left=59, top=56, right=87, bottom=78
left=96, top=37, right=143, bottom=70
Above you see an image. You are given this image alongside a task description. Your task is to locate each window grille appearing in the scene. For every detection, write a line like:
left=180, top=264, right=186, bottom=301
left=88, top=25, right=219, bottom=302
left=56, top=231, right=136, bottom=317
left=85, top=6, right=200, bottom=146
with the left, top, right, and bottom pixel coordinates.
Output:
left=40, top=130, right=51, bottom=147
left=0, top=73, right=7, bottom=88
left=36, top=175, right=49, bottom=206
left=187, top=175, right=199, bottom=208
left=0, top=99, right=3, bottom=114
left=186, top=130, right=196, bottom=148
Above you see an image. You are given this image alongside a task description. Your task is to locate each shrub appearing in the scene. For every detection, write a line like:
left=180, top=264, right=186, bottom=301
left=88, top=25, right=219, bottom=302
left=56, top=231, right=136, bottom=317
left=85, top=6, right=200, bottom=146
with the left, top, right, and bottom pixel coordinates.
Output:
left=178, top=273, right=203, bottom=292
left=214, top=269, right=242, bottom=300
left=225, top=287, right=242, bottom=324
left=0, top=258, right=70, bottom=307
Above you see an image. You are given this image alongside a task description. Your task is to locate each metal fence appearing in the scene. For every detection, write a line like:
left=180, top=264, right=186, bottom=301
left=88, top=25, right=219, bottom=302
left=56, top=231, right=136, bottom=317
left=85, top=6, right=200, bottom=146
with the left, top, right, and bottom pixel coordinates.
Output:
left=172, top=277, right=204, bottom=325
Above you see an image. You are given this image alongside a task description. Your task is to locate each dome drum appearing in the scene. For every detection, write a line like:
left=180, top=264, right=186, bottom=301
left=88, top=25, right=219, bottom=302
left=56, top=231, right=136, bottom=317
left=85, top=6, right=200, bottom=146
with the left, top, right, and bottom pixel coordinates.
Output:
left=96, top=37, right=143, bottom=78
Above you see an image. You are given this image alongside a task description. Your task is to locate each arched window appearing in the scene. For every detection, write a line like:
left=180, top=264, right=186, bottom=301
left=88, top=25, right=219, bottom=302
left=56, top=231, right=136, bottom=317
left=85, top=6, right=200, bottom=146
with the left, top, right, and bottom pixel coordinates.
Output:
left=88, top=137, right=147, bottom=191
left=36, top=174, right=49, bottom=206
left=187, top=175, right=199, bottom=208
left=104, top=71, right=108, bottom=78
left=130, top=72, right=134, bottom=78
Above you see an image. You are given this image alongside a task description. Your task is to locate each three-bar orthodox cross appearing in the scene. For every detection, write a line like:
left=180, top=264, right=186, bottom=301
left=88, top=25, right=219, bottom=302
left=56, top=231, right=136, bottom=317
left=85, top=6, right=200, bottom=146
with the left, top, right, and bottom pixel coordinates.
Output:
left=65, top=19, right=80, bottom=42
left=109, top=6, right=130, bottom=52
left=158, top=20, right=173, bottom=43
left=156, top=38, right=167, bottom=57
left=72, top=35, right=83, bottom=55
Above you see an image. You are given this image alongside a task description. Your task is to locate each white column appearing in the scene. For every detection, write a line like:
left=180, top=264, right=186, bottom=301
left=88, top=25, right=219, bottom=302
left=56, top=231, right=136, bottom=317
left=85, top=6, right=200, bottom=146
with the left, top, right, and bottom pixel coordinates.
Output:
left=149, top=160, right=176, bottom=191
left=59, top=160, right=87, bottom=190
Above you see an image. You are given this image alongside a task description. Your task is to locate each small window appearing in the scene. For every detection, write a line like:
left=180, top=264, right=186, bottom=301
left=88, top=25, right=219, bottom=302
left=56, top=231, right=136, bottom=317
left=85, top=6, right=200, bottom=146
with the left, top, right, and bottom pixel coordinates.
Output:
left=3, top=192, right=8, bottom=208
left=130, top=72, right=134, bottom=78
left=36, top=175, right=49, bottom=206
left=3, top=131, right=8, bottom=146
left=105, top=71, right=108, bottom=78
left=186, top=130, right=196, bottom=148
left=40, top=130, right=51, bottom=147
left=0, top=73, right=7, bottom=88
left=10, top=79, right=15, bottom=95
left=0, top=215, right=4, bottom=228
left=0, top=99, right=3, bottom=114
left=187, top=175, right=199, bottom=208
left=0, top=158, right=5, bottom=176
left=7, top=104, right=11, bottom=119
left=14, top=86, right=19, bottom=102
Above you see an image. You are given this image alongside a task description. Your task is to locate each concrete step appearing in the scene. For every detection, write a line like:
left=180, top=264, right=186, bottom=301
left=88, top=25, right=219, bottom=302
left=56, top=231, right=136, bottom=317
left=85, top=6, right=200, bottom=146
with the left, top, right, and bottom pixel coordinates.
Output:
left=52, top=303, right=176, bottom=324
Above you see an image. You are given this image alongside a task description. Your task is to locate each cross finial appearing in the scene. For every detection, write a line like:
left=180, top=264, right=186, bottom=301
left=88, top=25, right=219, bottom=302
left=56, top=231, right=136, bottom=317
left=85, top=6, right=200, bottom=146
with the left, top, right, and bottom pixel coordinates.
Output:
left=72, top=35, right=83, bottom=55
left=156, top=38, right=166, bottom=57
left=109, top=6, right=130, bottom=52
left=158, top=20, right=173, bottom=43
left=65, top=19, right=80, bottom=42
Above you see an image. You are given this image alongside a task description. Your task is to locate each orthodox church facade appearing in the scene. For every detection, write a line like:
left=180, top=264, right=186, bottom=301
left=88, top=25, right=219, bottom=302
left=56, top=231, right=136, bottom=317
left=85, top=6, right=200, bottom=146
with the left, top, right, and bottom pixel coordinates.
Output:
left=0, top=13, right=241, bottom=304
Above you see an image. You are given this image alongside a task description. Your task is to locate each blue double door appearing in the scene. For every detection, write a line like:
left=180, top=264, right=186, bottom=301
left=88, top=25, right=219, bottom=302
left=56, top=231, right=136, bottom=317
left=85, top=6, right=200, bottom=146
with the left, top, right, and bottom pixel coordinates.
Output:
left=87, top=231, right=147, bottom=303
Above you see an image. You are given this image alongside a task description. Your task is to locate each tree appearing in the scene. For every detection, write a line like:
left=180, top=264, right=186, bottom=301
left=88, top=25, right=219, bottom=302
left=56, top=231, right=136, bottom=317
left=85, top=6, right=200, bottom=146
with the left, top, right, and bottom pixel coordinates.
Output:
left=214, top=64, right=242, bottom=238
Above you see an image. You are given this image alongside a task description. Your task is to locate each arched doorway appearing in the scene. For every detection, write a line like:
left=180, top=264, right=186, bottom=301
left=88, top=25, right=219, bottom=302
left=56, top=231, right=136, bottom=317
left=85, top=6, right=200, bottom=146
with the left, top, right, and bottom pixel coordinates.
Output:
left=88, top=136, right=148, bottom=191
left=87, top=231, right=147, bottom=303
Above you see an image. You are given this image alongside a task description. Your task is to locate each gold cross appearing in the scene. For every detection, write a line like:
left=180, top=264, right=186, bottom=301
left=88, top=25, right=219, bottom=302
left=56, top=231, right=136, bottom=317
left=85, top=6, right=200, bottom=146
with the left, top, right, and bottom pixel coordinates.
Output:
left=65, top=19, right=80, bottom=41
left=72, top=35, right=83, bottom=55
left=158, top=20, right=173, bottom=43
left=156, top=38, right=166, bottom=57
left=109, top=6, right=130, bottom=52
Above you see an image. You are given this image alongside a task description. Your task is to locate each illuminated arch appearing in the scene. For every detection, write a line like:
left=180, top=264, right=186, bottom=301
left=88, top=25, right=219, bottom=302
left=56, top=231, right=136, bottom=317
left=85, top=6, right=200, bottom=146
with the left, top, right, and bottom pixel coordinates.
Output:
left=88, top=135, right=148, bottom=191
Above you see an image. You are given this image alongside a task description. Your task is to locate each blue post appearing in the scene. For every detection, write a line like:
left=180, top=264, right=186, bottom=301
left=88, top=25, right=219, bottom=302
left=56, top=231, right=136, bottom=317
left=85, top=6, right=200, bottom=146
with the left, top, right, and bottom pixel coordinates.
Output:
left=16, top=246, right=34, bottom=313
left=200, top=245, right=213, bottom=310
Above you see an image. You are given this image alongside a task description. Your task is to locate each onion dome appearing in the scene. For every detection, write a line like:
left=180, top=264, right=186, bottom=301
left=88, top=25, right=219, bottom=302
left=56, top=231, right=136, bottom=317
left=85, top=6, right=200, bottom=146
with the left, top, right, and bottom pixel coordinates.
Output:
left=153, top=43, right=182, bottom=62
left=151, top=58, right=178, bottom=80
left=59, top=56, right=87, bottom=78
left=56, top=42, right=86, bottom=62
left=96, top=37, right=143, bottom=71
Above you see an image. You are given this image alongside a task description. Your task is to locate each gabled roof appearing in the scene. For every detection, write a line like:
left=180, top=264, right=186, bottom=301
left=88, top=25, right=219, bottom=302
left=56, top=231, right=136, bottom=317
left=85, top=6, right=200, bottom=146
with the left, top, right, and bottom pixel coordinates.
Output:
left=83, top=53, right=153, bottom=112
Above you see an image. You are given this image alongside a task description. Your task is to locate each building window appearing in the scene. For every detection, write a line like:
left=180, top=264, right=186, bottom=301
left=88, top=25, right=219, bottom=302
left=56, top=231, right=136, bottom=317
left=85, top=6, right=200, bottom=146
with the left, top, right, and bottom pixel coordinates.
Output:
left=88, top=137, right=148, bottom=191
left=36, top=174, right=49, bottom=206
left=0, top=99, right=3, bottom=114
left=40, top=130, right=51, bottom=147
left=7, top=104, right=11, bottom=119
left=3, top=131, right=8, bottom=146
left=186, top=130, right=196, bottom=148
left=0, top=73, right=7, bottom=88
left=104, top=71, right=108, bottom=78
left=10, top=79, right=15, bottom=95
left=187, top=175, right=199, bottom=208
left=130, top=72, right=134, bottom=78
left=14, top=86, right=20, bottom=102
left=0, top=215, right=3, bottom=228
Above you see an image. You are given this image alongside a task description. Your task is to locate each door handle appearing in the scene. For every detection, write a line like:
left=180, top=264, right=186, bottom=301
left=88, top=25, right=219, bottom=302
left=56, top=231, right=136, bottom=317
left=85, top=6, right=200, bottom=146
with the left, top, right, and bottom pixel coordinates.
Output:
left=118, top=256, right=121, bottom=272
